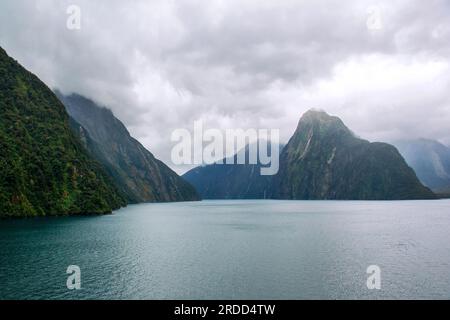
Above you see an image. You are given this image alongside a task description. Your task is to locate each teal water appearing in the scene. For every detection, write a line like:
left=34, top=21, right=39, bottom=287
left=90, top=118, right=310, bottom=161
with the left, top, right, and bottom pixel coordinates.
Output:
left=1, top=200, right=450, bottom=300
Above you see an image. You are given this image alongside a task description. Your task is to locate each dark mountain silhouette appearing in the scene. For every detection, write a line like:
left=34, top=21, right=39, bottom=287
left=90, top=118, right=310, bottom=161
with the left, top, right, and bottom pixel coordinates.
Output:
left=57, top=92, right=199, bottom=203
left=185, top=110, right=436, bottom=200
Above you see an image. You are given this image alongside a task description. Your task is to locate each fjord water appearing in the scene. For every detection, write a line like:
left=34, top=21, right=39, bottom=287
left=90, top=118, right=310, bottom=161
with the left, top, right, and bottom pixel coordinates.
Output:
left=1, top=200, right=450, bottom=300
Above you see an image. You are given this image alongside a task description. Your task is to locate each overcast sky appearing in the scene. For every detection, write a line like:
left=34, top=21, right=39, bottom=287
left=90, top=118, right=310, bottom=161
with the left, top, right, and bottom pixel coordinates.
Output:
left=1, top=0, right=449, bottom=174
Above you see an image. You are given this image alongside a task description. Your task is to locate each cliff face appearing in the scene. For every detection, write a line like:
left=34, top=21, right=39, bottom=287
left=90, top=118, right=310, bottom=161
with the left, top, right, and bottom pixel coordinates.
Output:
left=185, top=110, right=436, bottom=200
left=273, top=110, right=436, bottom=200
left=0, top=47, right=126, bottom=217
left=58, top=93, right=199, bottom=203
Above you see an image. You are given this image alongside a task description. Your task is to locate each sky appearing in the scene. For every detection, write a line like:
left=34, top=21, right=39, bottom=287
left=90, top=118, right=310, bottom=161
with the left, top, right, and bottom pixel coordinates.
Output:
left=1, top=0, right=450, bottom=174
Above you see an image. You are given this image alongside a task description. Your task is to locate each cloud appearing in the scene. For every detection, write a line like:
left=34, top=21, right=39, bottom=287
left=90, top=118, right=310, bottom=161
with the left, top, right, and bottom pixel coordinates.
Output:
left=1, top=0, right=450, bottom=174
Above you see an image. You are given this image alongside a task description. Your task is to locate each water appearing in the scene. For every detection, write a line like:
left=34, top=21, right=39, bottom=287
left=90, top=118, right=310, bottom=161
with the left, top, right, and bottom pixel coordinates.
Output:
left=1, top=200, right=450, bottom=300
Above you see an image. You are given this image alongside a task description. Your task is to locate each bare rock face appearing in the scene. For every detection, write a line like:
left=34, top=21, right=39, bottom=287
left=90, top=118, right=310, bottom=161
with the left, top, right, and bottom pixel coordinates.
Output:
left=273, top=110, right=435, bottom=200
left=184, top=109, right=436, bottom=200
left=57, top=92, right=199, bottom=203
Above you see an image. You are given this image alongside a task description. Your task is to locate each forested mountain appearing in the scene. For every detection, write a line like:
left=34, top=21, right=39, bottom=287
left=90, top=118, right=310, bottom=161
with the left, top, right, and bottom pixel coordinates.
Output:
left=273, top=110, right=435, bottom=200
left=184, top=110, right=436, bottom=200
left=57, top=92, right=199, bottom=203
left=0, top=47, right=126, bottom=217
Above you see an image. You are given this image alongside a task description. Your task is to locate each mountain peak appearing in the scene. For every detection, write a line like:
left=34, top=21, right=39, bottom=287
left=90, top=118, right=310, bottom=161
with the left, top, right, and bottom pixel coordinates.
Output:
left=300, top=109, right=344, bottom=125
left=302, top=108, right=330, bottom=118
left=183, top=107, right=435, bottom=200
left=293, top=109, right=353, bottom=141
left=278, top=110, right=436, bottom=200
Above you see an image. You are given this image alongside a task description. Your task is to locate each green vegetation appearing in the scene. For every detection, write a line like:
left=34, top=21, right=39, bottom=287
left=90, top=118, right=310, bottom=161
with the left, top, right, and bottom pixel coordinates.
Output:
left=59, top=93, right=200, bottom=203
left=274, top=110, right=436, bottom=200
left=0, top=47, right=126, bottom=217
left=184, top=110, right=437, bottom=200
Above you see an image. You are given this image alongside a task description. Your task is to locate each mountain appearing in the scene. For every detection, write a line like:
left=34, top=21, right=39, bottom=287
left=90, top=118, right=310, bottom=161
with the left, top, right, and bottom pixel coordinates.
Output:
left=393, top=139, right=450, bottom=193
left=184, top=110, right=436, bottom=200
left=183, top=142, right=281, bottom=199
left=56, top=92, right=199, bottom=203
left=0, top=47, right=126, bottom=217
left=273, top=110, right=435, bottom=200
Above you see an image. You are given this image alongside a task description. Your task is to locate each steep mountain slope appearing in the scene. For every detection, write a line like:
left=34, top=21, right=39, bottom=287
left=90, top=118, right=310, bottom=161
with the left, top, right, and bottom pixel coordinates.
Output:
left=394, top=139, right=450, bottom=193
left=0, top=47, right=126, bottom=217
left=183, top=142, right=280, bottom=199
left=56, top=92, right=199, bottom=203
left=273, top=110, right=435, bottom=200
left=184, top=110, right=436, bottom=200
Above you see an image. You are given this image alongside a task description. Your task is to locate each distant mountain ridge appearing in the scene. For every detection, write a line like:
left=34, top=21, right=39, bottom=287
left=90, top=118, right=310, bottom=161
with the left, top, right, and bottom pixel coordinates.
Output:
left=184, top=110, right=436, bottom=200
left=394, top=139, right=450, bottom=193
left=0, top=47, right=126, bottom=217
left=183, top=142, right=281, bottom=199
left=0, top=44, right=438, bottom=217
left=57, top=92, right=199, bottom=203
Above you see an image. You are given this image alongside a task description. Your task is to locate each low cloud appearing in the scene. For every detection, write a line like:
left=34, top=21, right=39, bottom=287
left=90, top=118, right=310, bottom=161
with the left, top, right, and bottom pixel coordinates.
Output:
left=1, top=0, right=449, bottom=174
